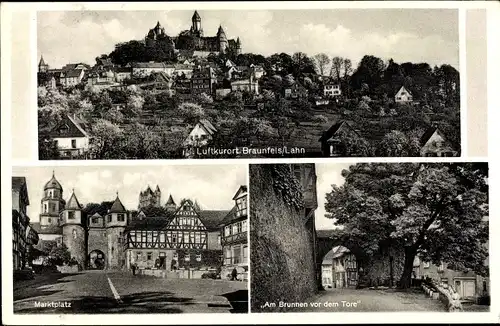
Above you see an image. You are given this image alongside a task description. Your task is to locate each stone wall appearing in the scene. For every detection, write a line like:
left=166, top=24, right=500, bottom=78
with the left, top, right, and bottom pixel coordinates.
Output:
left=250, top=164, right=317, bottom=312
left=62, top=225, right=86, bottom=269
left=106, top=227, right=126, bottom=269
left=88, top=228, right=108, bottom=256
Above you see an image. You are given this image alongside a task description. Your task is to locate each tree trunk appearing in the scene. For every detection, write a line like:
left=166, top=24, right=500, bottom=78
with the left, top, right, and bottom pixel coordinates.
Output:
left=389, top=256, right=394, bottom=287
left=399, top=246, right=416, bottom=289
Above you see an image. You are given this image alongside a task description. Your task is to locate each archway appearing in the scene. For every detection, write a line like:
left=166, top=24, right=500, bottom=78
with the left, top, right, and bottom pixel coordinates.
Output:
left=315, top=230, right=363, bottom=291
left=88, top=250, right=106, bottom=270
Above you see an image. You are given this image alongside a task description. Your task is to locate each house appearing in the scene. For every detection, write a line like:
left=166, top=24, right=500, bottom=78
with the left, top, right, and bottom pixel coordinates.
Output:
left=315, top=97, right=330, bottom=106
left=250, top=64, right=265, bottom=79
left=412, top=217, right=489, bottom=303
left=284, top=82, right=308, bottom=99
left=319, top=121, right=360, bottom=157
left=191, top=67, right=217, bottom=95
left=12, top=177, right=39, bottom=270
left=131, top=62, right=171, bottom=78
left=138, top=72, right=173, bottom=91
left=183, top=119, right=217, bottom=148
left=172, top=64, right=195, bottom=79
left=419, top=127, right=457, bottom=157
left=330, top=246, right=358, bottom=289
left=395, top=86, right=413, bottom=103
left=324, top=84, right=341, bottom=97
left=219, top=185, right=248, bottom=281
left=321, top=257, right=334, bottom=289
left=48, top=115, right=90, bottom=158
left=114, top=67, right=132, bottom=82
left=60, top=69, right=85, bottom=87
left=37, top=72, right=57, bottom=89
left=231, top=76, right=259, bottom=94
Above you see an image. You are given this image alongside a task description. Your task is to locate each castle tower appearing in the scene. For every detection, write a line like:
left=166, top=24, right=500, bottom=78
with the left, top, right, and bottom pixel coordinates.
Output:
left=191, top=10, right=203, bottom=36
left=154, top=185, right=161, bottom=206
left=61, top=190, right=86, bottom=269
left=38, top=55, right=49, bottom=73
left=217, top=25, right=228, bottom=53
left=106, top=193, right=128, bottom=269
left=165, top=194, right=176, bottom=212
left=40, top=171, right=65, bottom=231
left=236, top=37, right=242, bottom=55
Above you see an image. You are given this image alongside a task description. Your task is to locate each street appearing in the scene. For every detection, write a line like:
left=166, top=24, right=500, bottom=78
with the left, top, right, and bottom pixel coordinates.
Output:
left=260, top=288, right=447, bottom=312
left=13, top=270, right=248, bottom=314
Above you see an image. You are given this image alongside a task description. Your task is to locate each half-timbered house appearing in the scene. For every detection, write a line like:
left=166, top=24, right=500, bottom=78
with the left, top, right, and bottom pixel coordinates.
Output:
left=124, top=198, right=228, bottom=278
left=219, top=185, right=248, bottom=280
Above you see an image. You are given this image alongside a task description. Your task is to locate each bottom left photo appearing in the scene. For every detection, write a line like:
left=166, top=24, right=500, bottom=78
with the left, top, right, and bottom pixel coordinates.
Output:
left=11, top=164, right=248, bottom=314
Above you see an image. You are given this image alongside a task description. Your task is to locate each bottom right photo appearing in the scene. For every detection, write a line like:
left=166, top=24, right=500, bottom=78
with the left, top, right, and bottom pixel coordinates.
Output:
left=250, top=162, right=490, bottom=313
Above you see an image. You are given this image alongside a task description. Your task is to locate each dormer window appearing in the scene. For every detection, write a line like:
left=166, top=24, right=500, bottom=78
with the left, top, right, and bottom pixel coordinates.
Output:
left=68, top=211, right=75, bottom=220
left=118, top=214, right=125, bottom=222
left=92, top=217, right=98, bottom=224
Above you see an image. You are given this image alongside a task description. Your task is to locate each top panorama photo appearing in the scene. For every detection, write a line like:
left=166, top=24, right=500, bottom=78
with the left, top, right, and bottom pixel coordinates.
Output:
left=37, top=9, right=460, bottom=160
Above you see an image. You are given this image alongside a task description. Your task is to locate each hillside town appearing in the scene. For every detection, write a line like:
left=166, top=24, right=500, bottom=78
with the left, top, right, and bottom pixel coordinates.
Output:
left=12, top=170, right=248, bottom=313
left=38, top=11, right=460, bottom=159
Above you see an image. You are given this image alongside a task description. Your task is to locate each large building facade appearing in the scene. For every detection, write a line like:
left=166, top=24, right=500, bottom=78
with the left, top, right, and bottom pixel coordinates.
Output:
left=31, top=172, right=245, bottom=277
left=12, top=177, right=39, bottom=271
left=220, top=186, right=248, bottom=280
left=145, top=11, right=242, bottom=57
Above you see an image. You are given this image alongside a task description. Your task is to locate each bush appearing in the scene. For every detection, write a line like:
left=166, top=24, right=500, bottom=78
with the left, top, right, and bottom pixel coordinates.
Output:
left=201, top=272, right=218, bottom=279
left=311, top=114, right=328, bottom=124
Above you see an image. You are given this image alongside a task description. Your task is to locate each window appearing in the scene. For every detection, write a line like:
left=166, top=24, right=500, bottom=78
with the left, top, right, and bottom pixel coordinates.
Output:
left=196, top=254, right=202, bottom=262
left=68, top=211, right=75, bottom=220
left=49, top=203, right=56, bottom=213
left=60, top=124, right=69, bottom=134
left=184, top=233, right=189, bottom=244
left=172, top=233, right=177, bottom=243
left=232, top=223, right=238, bottom=235
left=225, top=225, right=231, bottom=236
left=483, top=280, right=487, bottom=292
left=71, top=139, right=77, bottom=148
left=243, top=245, right=248, bottom=259
left=54, top=140, right=58, bottom=148
left=48, top=218, right=52, bottom=224
left=173, top=253, right=178, bottom=260
left=233, top=246, right=241, bottom=264
left=147, top=252, right=152, bottom=261
left=92, top=217, right=98, bottom=224
left=117, top=214, right=125, bottom=222
left=184, top=254, right=190, bottom=262
left=441, top=278, right=449, bottom=284
left=196, top=233, right=201, bottom=244
left=242, top=220, right=248, bottom=233
left=160, top=232, right=165, bottom=243
left=397, top=97, right=401, bottom=100
left=147, top=232, right=152, bottom=243
left=107, top=215, right=112, bottom=223
left=217, top=235, right=221, bottom=245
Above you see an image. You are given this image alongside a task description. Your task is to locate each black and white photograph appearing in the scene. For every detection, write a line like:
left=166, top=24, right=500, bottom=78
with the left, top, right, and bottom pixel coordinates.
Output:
left=250, top=163, right=489, bottom=312
left=12, top=165, right=249, bottom=314
left=37, top=9, right=461, bottom=160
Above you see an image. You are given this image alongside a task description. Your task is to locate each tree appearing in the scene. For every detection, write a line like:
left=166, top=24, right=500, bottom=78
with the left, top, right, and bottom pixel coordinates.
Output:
left=378, top=130, right=411, bottom=157
left=351, top=55, right=386, bottom=91
left=178, top=102, right=206, bottom=125
left=88, top=119, right=125, bottom=159
left=325, top=163, right=488, bottom=289
left=313, top=53, right=331, bottom=76
left=43, top=242, right=72, bottom=266
left=331, top=56, right=343, bottom=81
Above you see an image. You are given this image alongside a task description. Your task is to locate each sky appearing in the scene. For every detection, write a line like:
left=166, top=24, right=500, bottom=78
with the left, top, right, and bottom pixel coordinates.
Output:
left=315, top=163, right=352, bottom=230
left=13, top=165, right=247, bottom=223
left=38, top=9, right=459, bottom=70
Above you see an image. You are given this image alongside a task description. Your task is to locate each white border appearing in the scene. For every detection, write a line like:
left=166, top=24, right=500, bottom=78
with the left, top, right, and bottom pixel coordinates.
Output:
left=2, top=1, right=499, bottom=325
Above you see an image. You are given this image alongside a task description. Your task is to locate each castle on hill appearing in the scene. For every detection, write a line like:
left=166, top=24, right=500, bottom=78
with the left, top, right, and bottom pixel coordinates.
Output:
left=145, top=10, right=242, bottom=57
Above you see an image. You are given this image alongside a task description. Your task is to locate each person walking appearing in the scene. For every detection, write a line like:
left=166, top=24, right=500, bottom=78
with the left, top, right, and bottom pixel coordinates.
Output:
left=231, top=267, right=239, bottom=281
left=132, top=262, right=136, bottom=276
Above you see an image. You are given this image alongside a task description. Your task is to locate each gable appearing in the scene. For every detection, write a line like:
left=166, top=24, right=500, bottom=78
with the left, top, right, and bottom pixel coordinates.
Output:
left=166, top=200, right=206, bottom=230
left=49, top=115, right=88, bottom=138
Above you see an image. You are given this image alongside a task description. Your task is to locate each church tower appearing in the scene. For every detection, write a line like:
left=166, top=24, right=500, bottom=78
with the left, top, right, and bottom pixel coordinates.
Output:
left=217, top=25, right=228, bottom=54
left=40, top=171, right=65, bottom=231
left=106, top=194, right=128, bottom=269
left=61, top=190, right=86, bottom=269
left=236, top=37, right=242, bottom=55
left=38, top=55, right=49, bottom=73
left=165, top=194, right=177, bottom=212
left=191, top=10, right=203, bottom=36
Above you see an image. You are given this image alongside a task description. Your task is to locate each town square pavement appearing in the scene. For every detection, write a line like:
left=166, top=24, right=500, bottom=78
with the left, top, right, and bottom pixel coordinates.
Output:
left=13, top=270, right=247, bottom=314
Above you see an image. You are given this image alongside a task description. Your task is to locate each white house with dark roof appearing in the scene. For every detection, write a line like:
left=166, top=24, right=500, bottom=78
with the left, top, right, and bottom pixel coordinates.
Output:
left=419, top=127, right=457, bottom=157
left=183, top=119, right=217, bottom=147
left=395, top=86, right=413, bottom=103
left=48, top=115, right=90, bottom=158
